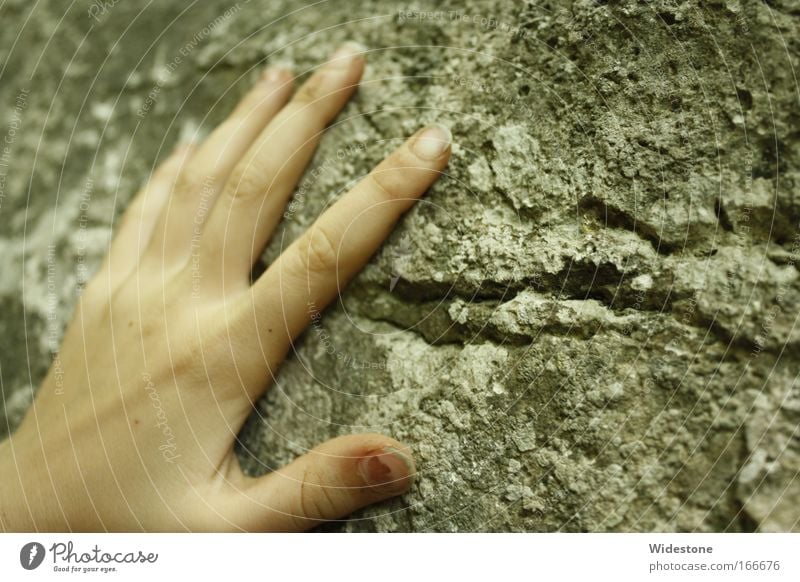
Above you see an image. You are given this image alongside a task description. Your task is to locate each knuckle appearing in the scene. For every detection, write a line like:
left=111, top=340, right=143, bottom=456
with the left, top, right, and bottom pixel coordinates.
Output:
left=317, top=483, right=344, bottom=518
left=300, top=226, right=340, bottom=274
left=298, top=468, right=343, bottom=521
left=172, top=171, right=198, bottom=199
left=173, top=162, right=217, bottom=200
left=226, top=165, right=268, bottom=203
left=367, top=169, right=402, bottom=201
left=168, top=343, right=203, bottom=380
left=292, top=75, right=325, bottom=107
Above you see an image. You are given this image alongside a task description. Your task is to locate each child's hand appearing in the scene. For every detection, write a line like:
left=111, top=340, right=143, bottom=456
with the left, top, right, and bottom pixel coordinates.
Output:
left=0, top=43, right=451, bottom=531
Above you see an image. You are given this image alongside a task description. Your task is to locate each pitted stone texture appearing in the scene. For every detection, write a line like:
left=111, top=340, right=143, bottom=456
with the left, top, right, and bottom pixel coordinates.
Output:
left=1, top=0, right=798, bottom=531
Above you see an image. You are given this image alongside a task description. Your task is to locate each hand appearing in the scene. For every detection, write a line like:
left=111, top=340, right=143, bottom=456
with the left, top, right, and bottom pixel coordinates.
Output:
left=0, top=42, right=451, bottom=532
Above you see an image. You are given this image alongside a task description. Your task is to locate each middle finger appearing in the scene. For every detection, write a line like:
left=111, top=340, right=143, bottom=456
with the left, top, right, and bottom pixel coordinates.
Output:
left=198, top=42, right=366, bottom=291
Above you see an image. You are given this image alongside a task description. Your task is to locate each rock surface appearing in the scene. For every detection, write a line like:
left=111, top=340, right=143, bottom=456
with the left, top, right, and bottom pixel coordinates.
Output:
left=1, top=0, right=799, bottom=531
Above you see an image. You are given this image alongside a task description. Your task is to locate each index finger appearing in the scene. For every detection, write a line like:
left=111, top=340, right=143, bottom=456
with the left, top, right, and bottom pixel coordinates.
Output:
left=247, top=124, right=451, bottom=358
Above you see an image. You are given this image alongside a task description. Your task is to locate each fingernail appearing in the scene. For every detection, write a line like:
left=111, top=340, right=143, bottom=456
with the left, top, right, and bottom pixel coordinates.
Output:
left=327, top=41, right=366, bottom=69
left=261, top=66, right=288, bottom=83
left=357, top=446, right=415, bottom=491
left=412, top=124, right=452, bottom=160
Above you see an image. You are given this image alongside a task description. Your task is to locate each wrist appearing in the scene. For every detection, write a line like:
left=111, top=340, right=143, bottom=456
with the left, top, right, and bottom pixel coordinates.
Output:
left=0, top=437, right=28, bottom=531
left=0, top=433, right=69, bottom=531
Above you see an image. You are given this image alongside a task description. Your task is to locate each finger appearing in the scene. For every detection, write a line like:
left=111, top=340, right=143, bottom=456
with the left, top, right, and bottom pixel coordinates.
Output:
left=249, top=124, right=451, bottom=356
left=199, top=42, right=366, bottom=290
left=226, top=434, right=415, bottom=532
left=98, top=142, right=195, bottom=290
left=142, top=68, right=294, bottom=269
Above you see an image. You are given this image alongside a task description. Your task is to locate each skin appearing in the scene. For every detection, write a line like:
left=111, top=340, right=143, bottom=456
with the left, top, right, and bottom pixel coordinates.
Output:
left=0, top=42, right=451, bottom=532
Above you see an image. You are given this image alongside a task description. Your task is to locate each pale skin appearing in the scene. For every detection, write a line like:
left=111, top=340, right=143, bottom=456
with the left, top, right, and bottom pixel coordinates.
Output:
left=0, top=42, right=451, bottom=531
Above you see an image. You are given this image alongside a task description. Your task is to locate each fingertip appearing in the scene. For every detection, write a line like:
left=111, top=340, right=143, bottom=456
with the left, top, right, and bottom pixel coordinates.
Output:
left=259, top=66, right=295, bottom=97
left=328, top=41, right=368, bottom=68
left=357, top=445, right=416, bottom=495
left=323, top=41, right=367, bottom=89
left=261, top=65, right=292, bottom=84
left=307, top=433, right=418, bottom=497
left=412, top=123, right=452, bottom=161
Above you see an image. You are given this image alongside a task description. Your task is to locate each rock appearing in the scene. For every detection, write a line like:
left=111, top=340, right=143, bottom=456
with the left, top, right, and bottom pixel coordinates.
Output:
left=1, top=0, right=798, bottom=532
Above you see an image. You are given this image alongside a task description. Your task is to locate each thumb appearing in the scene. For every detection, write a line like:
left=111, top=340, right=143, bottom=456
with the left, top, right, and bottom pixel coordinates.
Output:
left=231, top=433, right=416, bottom=532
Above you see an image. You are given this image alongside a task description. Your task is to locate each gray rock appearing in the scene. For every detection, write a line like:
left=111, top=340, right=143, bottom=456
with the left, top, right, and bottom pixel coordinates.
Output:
left=1, top=0, right=798, bottom=531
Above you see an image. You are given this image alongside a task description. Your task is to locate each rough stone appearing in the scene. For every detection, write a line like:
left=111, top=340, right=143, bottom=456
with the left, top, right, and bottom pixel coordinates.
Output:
left=1, top=0, right=798, bottom=532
